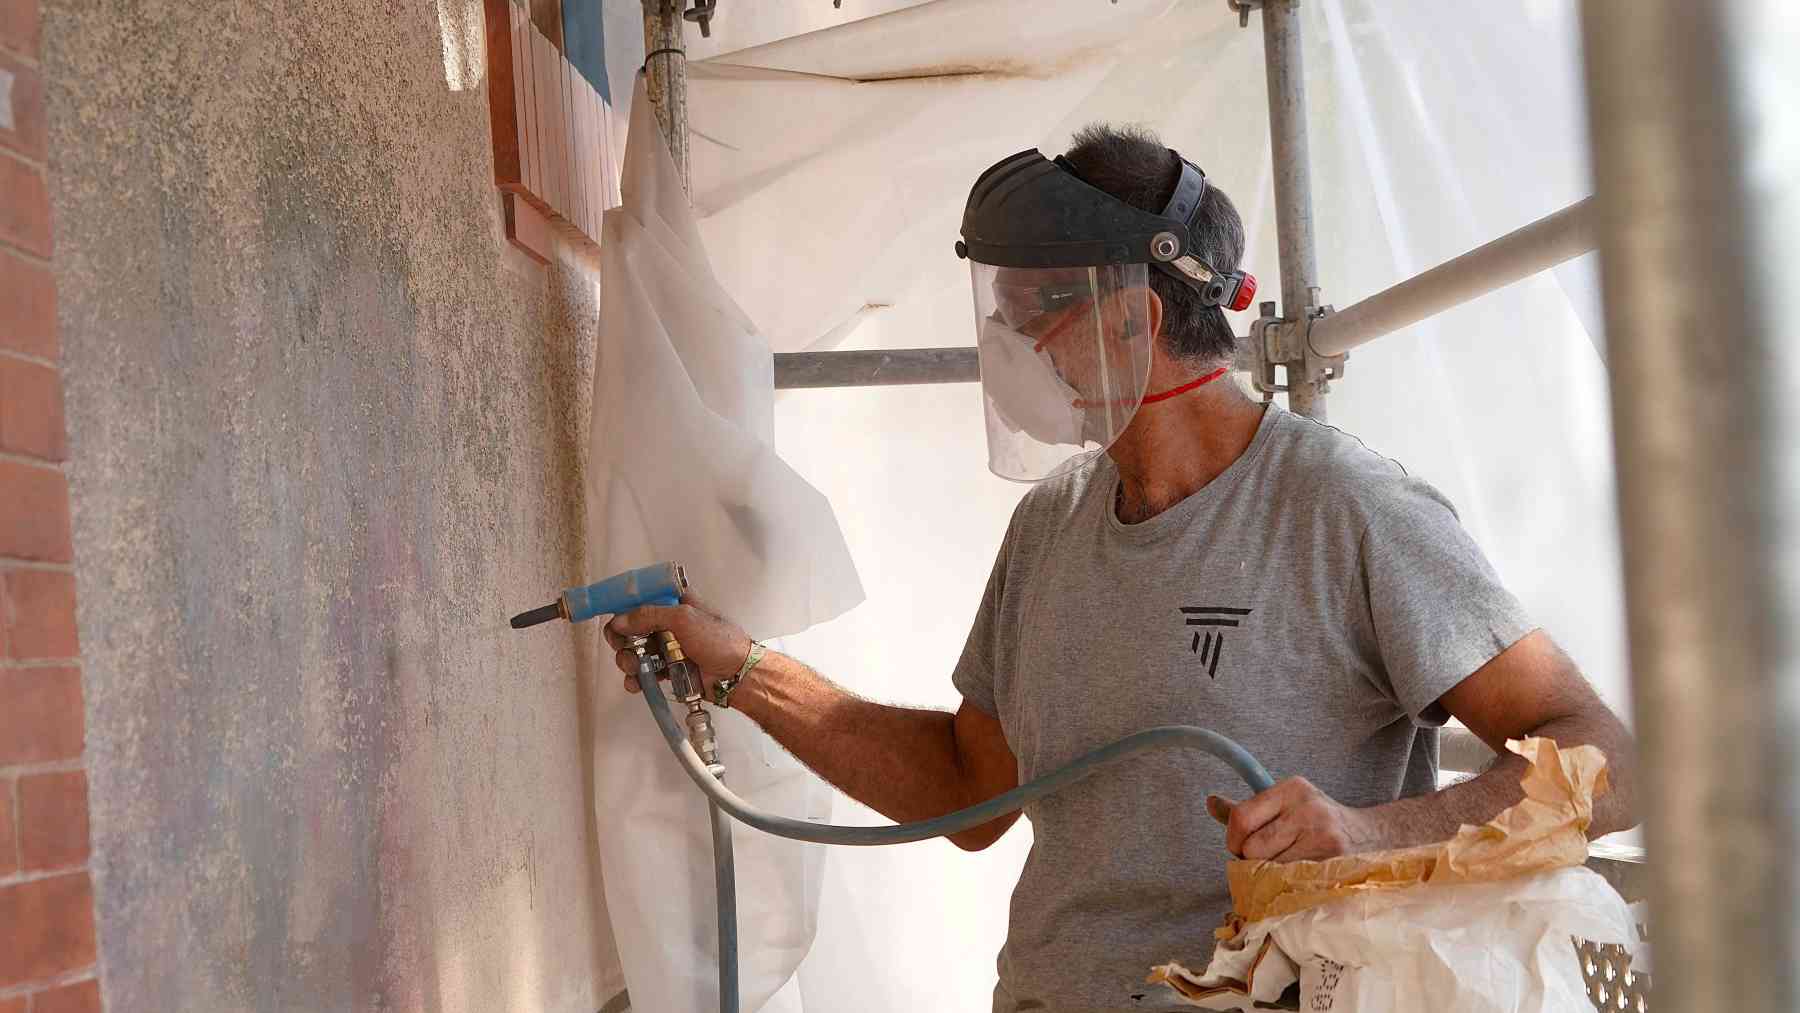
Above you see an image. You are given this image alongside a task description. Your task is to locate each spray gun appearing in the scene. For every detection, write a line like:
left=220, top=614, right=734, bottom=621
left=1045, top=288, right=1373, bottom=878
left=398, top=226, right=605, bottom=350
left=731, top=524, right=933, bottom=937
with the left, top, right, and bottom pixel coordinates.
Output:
left=510, top=561, right=720, bottom=766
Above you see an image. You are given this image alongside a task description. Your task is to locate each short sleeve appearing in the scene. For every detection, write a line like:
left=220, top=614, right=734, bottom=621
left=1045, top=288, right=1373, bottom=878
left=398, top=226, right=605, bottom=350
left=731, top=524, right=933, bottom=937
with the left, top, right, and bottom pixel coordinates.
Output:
left=951, top=524, right=1016, bottom=718
left=1361, top=478, right=1537, bottom=725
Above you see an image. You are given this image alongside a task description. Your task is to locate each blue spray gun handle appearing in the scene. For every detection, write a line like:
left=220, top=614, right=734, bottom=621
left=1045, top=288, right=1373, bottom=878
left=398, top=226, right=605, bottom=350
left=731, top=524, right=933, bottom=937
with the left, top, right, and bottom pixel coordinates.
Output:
left=562, top=562, right=689, bottom=622
left=508, top=562, right=690, bottom=629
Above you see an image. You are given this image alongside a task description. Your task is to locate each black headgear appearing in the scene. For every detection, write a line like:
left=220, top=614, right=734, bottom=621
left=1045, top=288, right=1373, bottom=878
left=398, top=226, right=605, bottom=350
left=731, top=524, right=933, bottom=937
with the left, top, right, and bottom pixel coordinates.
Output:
left=955, top=149, right=1256, bottom=311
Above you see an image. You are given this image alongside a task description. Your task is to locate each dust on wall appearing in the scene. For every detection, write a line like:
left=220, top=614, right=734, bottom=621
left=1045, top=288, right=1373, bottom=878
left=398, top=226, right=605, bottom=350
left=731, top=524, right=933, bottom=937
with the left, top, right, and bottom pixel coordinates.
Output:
left=43, top=0, right=625, bottom=1008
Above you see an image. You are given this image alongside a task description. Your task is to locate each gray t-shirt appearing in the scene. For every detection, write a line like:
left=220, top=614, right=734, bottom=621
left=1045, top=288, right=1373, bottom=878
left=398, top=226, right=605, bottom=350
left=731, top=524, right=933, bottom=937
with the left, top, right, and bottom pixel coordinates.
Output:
left=952, top=404, right=1536, bottom=1013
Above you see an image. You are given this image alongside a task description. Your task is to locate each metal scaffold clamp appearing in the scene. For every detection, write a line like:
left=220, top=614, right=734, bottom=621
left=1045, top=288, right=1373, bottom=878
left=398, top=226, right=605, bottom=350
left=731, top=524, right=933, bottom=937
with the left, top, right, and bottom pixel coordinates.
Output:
left=683, top=0, right=717, bottom=38
left=1226, top=0, right=1264, bottom=28
left=1249, top=289, right=1347, bottom=398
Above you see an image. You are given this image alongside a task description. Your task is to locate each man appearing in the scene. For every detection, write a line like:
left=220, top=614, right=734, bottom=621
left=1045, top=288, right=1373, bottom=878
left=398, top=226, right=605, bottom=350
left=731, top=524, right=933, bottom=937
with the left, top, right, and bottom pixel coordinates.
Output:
left=605, top=124, right=1637, bottom=1012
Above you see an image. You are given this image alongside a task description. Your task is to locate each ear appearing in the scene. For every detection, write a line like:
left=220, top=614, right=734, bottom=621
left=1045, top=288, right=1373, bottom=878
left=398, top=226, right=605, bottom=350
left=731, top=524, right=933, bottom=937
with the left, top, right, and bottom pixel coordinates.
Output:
left=1143, top=287, right=1165, bottom=342
left=1111, top=286, right=1161, bottom=341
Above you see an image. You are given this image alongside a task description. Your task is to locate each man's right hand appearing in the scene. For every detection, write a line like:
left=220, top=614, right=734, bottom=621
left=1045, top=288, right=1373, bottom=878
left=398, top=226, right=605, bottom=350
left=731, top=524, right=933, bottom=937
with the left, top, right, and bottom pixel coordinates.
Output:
left=605, top=601, right=1022, bottom=852
left=604, top=599, right=755, bottom=697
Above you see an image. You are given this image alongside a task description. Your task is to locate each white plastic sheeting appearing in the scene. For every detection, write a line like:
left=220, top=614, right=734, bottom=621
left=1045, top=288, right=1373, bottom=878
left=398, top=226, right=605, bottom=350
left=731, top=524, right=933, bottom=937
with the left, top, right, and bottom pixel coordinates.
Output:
left=586, top=77, right=863, bottom=1013
left=594, top=0, right=1629, bottom=1009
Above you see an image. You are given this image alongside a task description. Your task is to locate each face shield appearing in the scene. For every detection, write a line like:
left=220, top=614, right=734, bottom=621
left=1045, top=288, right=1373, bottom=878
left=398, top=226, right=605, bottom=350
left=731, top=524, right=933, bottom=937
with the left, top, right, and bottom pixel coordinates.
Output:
left=971, top=262, right=1154, bottom=482
left=957, top=147, right=1255, bottom=484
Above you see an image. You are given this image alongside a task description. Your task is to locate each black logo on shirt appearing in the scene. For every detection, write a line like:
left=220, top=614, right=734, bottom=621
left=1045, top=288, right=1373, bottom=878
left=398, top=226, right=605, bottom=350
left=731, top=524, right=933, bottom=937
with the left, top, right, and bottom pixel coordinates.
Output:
left=1181, top=606, right=1253, bottom=678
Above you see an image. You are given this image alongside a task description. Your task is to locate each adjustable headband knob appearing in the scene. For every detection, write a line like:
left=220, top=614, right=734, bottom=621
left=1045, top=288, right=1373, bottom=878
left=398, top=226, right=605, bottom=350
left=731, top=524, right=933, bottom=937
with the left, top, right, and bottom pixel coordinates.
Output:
left=1150, top=231, right=1181, bottom=262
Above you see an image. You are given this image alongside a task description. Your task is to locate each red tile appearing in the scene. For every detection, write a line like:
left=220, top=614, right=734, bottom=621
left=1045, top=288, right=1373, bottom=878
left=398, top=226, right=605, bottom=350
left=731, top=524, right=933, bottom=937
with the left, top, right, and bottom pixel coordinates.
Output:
left=0, top=872, right=97, bottom=988
left=531, top=30, right=548, bottom=208
left=32, top=978, right=103, bottom=1013
left=509, top=1, right=530, bottom=192
left=482, top=0, right=519, bottom=186
left=597, top=87, right=612, bottom=220
left=0, top=50, right=44, bottom=163
left=0, top=0, right=39, bottom=60
left=0, top=246, right=58, bottom=360
left=520, top=9, right=539, bottom=200
left=1, top=570, right=80, bottom=660
left=0, top=667, right=83, bottom=763
left=579, top=83, right=593, bottom=233
left=0, top=354, right=67, bottom=460
left=18, top=770, right=89, bottom=871
left=585, top=79, right=600, bottom=236
left=568, top=61, right=586, bottom=238
left=504, top=192, right=550, bottom=265
left=550, top=33, right=567, bottom=217
left=0, top=459, right=71, bottom=562
left=0, top=150, right=50, bottom=258
left=535, top=30, right=561, bottom=216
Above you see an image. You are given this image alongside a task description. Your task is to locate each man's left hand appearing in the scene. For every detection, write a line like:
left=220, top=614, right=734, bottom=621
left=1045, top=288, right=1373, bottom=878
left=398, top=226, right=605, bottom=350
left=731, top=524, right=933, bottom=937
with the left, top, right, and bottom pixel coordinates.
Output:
left=1206, top=777, right=1387, bottom=862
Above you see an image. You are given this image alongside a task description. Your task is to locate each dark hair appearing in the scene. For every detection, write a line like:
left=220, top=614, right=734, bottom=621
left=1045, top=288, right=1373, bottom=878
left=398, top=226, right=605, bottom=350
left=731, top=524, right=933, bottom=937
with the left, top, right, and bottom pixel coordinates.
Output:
left=1062, top=123, right=1246, bottom=364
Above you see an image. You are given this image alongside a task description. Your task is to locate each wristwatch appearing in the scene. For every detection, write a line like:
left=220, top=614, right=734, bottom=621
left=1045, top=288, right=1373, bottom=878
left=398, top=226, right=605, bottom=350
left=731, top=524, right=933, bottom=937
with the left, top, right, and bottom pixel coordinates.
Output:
left=713, top=641, right=766, bottom=709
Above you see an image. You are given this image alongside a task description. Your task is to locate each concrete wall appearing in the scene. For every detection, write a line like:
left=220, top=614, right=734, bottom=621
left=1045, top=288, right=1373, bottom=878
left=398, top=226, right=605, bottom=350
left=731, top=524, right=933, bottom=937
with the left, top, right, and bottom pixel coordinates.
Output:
left=42, top=1, right=623, bottom=1008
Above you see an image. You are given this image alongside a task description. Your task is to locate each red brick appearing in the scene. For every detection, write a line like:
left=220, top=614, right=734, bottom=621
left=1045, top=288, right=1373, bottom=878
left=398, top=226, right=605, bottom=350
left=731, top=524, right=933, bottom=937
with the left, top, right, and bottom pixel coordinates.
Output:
left=0, top=246, right=57, bottom=361
left=0, top=354, right=65, bottom=460
left=1, top=570, right=79, bottom=660
left=504, top=192, right=550, bottom=265
left=0, top=872, right=96, bottom=987
left=0, top=776, right=14, bottom=876
left=33, top=979, right=103, bottom=1013
left=0, top=50, right=44, bottom=162
left=18, top=770, right=87, bottom=871
left=0, top=668, right=82, bottom=763
left=0, top=0, right=36, bottom=59
left=0, top=996, right=24, bottom=1013
left=0, top=460, right=72, bottom=562
left=0, top=0, right=38, bottom=59
left=0, top=150, right=50, bottom=258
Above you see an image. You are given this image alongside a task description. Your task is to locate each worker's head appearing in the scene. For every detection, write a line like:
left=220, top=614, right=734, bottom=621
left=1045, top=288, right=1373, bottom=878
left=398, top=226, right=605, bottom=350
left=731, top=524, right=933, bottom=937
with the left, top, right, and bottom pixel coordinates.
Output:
left=957, top=127, right=1253, bottom=482
left=1060, top=124, right=1247, bottom=368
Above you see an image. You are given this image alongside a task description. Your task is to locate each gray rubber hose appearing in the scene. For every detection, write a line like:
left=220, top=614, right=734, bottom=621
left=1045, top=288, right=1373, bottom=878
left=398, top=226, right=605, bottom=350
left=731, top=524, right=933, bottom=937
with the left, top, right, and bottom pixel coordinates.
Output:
left=637, top=672, right=1276, bottom=1013
left=640, top=672, right=1276, bottom=845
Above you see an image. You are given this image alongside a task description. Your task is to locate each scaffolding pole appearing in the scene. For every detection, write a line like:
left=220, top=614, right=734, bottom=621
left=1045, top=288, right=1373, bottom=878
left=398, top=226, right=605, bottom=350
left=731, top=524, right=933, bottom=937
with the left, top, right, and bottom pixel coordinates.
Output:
left=1582, top=2, right=1799, bottom=1009
left=773, top=348, right=980, bottom=389
left=1260, top=0, right=1328, bottom=420
left=1307, top=198, right=1596, bottom=358
left=642, top=0, right=689, bottom=194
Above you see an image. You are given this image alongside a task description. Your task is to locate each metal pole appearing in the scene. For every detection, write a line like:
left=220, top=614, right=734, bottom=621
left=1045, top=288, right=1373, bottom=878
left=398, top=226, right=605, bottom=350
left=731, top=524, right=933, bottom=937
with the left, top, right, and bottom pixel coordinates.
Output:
left=1582, top=2, right=1798, bottom=1009
left=1308, top=198, right=1596, bottom=358
left=1260, top=0, right=1327, bottom=420
left=642, top=0, right=689, bottom=194
left=773, top=348, right=980, bottom=389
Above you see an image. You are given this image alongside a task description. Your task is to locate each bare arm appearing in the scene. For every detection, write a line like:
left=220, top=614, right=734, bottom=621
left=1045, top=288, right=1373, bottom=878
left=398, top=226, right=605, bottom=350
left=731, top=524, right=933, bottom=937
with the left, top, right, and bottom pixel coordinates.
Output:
left=605, top=601, right=1021, bottom=851
left=1213, top=630, right=1638, bottom=860
left=1380, top=630, right=1636, bottom=844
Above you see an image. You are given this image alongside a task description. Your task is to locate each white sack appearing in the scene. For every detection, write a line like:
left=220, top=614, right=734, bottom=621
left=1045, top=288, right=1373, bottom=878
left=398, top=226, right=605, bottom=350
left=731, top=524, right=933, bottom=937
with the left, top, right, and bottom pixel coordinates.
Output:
left=1159, top=867, right=1637, bottom=1012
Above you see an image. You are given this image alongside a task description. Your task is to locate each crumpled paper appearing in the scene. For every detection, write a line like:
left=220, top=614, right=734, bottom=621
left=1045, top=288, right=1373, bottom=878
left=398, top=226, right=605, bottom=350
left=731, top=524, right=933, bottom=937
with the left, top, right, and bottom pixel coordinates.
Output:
left=1148, top=737, right=1611, bottom=1003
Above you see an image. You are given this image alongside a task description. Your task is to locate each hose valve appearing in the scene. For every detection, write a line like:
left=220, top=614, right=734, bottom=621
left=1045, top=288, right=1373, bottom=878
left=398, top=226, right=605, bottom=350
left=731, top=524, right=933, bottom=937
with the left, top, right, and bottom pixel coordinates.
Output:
left=657, top=632, right=720, bottom=767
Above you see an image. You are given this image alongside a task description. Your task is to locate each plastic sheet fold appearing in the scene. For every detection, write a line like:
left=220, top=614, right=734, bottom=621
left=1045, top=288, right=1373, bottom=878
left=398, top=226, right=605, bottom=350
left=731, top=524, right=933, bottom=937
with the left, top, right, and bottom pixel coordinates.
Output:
left=586, top=76, right=863, bottom=1013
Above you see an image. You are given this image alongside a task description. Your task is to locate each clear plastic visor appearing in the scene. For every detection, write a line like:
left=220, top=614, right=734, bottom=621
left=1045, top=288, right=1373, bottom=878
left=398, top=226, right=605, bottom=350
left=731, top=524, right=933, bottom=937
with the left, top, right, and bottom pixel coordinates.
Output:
left=970, top=262, right=1154, bottom=483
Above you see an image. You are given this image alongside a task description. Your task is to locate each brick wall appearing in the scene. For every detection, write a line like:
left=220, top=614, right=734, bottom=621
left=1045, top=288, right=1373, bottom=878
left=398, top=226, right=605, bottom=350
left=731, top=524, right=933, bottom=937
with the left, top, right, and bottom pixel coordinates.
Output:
left=0, top=0, right=103, bottom=1008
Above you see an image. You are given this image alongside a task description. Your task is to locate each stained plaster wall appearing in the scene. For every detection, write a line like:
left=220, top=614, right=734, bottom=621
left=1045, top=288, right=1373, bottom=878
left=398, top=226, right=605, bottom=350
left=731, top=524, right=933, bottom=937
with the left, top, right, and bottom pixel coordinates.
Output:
left=42, top=1, right=624, bottom=1008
